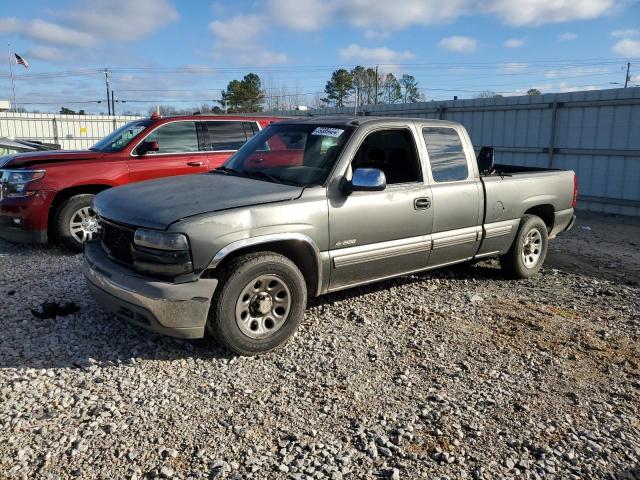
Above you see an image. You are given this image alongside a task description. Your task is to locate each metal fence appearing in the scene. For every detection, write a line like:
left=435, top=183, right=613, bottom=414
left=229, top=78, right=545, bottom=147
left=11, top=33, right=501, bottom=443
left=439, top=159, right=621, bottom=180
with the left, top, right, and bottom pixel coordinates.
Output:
left=0, top=112, right=142, bottom=150
left=1, top=87, right=639, bottom=215
left=272, top=87, right=640, bottom=217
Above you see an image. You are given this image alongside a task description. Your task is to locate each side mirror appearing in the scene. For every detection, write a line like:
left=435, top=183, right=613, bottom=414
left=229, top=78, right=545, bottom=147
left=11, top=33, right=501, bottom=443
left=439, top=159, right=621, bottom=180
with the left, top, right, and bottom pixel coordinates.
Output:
left=137, top=140, right=159, bottom=155
left=477, top=146, right=494, bottom=174
left=343, top=168, right=386, bottom=195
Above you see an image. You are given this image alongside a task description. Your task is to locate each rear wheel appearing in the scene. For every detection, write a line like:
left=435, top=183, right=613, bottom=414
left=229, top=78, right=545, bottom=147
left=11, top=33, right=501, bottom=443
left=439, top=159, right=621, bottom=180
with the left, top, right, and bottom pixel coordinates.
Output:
left=54, top=194, right=100, bottom=252
left=207, top=252, right=307, bottom=355
left=500, top=214, right=548, bottom=279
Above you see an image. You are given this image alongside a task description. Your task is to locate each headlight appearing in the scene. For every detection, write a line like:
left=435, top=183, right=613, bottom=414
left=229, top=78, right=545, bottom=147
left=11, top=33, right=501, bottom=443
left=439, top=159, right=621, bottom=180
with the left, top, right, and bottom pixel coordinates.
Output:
left=0, top=169, right=46, bottom=198
left=132, top=229, right=193, bottom=278
left=133, top=229, right=189, bottom=250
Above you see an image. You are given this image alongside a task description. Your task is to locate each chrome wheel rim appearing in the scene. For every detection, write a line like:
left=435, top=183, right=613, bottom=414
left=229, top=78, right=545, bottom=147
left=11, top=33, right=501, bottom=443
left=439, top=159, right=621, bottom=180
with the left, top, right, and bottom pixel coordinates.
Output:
left=235, top=274, right=291, bottom=339
left=69, top=206, right=100, bottom=243
left=521, top=228, right=542, bottom=268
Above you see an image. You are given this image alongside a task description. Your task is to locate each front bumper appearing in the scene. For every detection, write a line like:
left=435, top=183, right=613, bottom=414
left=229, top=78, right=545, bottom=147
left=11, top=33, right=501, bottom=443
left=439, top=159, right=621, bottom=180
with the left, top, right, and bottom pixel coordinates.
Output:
left=0, top=191, right=55, bottom=244
left=83, top=241, right=218, bottom=339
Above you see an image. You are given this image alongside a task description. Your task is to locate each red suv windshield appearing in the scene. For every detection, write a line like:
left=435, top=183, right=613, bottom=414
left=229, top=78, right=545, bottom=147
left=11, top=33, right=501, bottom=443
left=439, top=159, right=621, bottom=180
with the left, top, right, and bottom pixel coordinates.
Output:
left=90, top=119, right=152, bottom=153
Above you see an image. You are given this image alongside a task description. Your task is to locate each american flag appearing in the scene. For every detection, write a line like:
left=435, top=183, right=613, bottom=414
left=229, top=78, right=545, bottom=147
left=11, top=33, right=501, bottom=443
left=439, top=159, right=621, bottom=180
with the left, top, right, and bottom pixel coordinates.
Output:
left=14, top=53, right=29, bottom=69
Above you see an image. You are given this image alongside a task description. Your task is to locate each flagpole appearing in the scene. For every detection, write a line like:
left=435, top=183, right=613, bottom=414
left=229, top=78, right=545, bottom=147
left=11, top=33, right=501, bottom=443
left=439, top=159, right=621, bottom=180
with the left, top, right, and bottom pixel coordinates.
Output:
left=7, top=43, right=17, bottom=111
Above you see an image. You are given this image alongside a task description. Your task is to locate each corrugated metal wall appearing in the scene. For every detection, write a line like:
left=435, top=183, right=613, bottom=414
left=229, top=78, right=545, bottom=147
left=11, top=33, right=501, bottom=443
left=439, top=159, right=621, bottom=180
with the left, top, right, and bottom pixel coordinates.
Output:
left=1, top=87, right=639, bottom=215
left=274, top=87, right=640, bottom=216
left=0, top=112, right=142, bottom=150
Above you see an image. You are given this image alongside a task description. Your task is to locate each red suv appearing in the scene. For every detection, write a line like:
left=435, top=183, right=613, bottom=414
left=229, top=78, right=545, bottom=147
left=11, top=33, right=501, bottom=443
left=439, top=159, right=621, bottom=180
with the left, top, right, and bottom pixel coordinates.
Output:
left=0, top=114, right=281, bottom=251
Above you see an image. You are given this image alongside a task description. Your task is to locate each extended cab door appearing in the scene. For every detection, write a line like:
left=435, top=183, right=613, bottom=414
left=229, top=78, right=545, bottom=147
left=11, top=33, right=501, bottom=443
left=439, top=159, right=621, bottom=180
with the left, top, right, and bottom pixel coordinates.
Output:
left=421, top=126, right=483, bottom=267
left=127, top=121, right=210, bottom=183
left=327, top=125, right=434, bottom=290
left=201, top=120, right=260, bottom=168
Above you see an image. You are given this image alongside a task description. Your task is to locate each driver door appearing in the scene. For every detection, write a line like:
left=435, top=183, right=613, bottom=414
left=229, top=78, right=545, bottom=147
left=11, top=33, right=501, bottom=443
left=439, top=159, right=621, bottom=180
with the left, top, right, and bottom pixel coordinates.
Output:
left=127, top=121, right=210, bottom=183
left=327, top=127, right=433, bottom=290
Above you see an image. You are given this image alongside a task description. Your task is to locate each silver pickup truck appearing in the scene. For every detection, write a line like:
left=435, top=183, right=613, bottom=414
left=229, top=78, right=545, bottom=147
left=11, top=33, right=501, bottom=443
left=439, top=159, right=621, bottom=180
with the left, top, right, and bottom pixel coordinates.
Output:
left=83, top=117, right=577, bottom=355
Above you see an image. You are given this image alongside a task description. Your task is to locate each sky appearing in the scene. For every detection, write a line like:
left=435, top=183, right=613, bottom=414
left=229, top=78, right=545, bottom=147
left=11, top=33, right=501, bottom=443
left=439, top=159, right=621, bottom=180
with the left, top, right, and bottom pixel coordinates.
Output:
left=0, top=0, right=639, bottom=114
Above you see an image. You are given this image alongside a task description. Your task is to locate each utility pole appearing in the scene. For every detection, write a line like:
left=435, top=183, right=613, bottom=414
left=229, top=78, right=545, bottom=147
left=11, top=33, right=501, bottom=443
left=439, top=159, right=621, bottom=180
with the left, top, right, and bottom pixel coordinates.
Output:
left=104, top=68, right=111, bottom=115
left=7, top=43, right=17, bottom=110
left=354, top=85, right=359, bottom=115
left=624, top=62, right=631, bottom=88
left=374, top=65, right=379, bottom=105
left=111, top=90, right=115, bottom=116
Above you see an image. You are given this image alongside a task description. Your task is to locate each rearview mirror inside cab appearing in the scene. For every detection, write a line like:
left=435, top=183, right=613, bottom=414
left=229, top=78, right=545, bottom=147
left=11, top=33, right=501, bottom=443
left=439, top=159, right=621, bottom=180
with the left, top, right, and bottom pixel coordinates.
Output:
left=342, top=168, right=387, bottom=195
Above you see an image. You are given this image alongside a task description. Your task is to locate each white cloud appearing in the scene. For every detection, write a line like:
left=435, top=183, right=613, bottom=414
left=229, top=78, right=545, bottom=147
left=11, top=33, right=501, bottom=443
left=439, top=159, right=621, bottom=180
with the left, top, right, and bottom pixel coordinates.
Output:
left=339, top=44, right=415, bottom=64
left=559, top=32, right=578, bottom=41
left=504, top=38, right=525, bottom=48
left=209, top=15, right=264, bottom=49
left=266, top=0, right=472, bottom=35
left=611, top=28, right=640, bottom=38
left=209, top=15, right=288, bottom=66
left=68, top=0, right=179, bottom=41
left=526, top=81, right=601, bottom=93
left=27, top=45, right=64, bottom=62
left=482, top=0, right=618, bottom=26
left=499, top=62, right=528, bottom=73
left=439, top=36, right=477, bottom=53
left=266, top=0, right=334, bottom=31
left=0, top=0, right=177, bottom=53
left=612, top=38, right=640, bottom=57
left=0, top=17, right=20, bottom=33
left=26, top=19, right=95, bottom=46
left=232, top=50, right=289, bottom=67
left=545, top=66, right=610, bottom=78
left=341, top=0, right=471, bottom=31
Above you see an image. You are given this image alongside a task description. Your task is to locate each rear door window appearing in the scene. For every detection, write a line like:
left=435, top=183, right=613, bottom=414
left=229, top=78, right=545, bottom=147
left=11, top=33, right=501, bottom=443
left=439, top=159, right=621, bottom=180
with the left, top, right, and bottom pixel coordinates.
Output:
left=422, top=127, right=469, bottom=182
left=144, top=121, right=199, bottom=154
left=204, top=121, right=250, bottom=151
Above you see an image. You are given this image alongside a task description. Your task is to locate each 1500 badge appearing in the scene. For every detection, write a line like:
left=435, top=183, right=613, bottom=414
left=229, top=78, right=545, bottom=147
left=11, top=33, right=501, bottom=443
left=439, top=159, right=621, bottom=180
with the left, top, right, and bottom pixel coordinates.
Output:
left=335, top=239, right=357, bottom=247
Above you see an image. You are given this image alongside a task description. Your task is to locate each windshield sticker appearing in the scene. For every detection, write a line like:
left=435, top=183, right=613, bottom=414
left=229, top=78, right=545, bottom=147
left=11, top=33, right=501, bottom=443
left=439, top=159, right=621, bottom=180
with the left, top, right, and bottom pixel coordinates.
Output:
left=311, top=127, right=344, bottom=137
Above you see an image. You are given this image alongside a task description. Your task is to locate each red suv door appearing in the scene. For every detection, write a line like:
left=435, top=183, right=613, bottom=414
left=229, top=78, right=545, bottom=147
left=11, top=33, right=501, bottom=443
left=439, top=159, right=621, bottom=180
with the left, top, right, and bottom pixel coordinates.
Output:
left=127, top=120, right=210, bottom=182
left=201, top=120, right=260, bottom=168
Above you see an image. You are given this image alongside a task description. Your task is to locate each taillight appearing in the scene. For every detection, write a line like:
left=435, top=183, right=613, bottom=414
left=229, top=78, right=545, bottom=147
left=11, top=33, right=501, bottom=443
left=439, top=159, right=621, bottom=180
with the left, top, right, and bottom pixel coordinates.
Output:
left=572, top=174, right=578, bottom=208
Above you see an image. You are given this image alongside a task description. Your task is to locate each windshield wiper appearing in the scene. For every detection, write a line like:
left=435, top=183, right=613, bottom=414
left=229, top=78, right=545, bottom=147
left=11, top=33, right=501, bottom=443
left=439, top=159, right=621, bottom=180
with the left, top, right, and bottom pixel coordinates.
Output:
left=214, top=166, right=283, bottom=184
left=243, top=170, right=283, bottom=184
left=213, top=166, right=241, bottom=175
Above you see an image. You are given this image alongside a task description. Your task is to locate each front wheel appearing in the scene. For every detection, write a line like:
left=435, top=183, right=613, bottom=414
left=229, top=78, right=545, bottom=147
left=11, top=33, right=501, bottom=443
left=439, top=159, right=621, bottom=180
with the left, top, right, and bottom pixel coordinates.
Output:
left=207, top=252, right=307, bottom=355
left=54, top=194, right=100, bottom=252
left=500, top=214, right=548, bottom=279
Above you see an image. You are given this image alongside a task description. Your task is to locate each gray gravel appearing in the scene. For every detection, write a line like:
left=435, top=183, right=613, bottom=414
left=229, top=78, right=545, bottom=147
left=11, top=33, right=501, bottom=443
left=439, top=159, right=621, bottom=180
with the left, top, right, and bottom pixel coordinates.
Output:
left=1, top=212, right=639, bottom=479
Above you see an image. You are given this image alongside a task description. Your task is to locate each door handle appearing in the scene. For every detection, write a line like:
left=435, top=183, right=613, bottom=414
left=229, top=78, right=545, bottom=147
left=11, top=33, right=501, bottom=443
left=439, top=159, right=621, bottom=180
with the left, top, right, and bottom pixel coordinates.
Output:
left=414, top=197, right=431, bottom=210
left=187, top=161, right=204, bottom=167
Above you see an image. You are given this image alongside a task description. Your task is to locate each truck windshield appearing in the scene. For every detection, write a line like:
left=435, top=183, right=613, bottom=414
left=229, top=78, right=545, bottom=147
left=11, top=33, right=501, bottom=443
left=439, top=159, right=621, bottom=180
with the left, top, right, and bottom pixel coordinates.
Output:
left=90, top=120, right=152, bottom=153
left=219, top=124, right=354, bottom=186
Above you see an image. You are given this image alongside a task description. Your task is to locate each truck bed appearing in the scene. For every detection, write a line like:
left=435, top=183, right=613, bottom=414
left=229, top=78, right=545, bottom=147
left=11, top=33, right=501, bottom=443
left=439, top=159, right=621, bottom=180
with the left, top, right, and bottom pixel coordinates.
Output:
left=479, top=164, right=575, bottom=243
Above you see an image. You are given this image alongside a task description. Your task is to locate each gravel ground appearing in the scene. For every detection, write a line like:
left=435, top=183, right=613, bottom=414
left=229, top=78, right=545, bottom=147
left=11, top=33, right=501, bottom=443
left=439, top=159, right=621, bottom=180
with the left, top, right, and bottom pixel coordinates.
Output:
left=1, top=211, right=639, bottom=480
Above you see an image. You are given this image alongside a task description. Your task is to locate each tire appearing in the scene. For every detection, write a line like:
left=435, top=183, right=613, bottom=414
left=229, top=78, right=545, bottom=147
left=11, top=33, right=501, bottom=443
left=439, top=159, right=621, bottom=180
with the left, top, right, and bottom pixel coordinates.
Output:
left=500, top=214, right=549, bottom=279
left=54, top=194, right=100, bottom=253
left=207, top=252, right=307, bottom=355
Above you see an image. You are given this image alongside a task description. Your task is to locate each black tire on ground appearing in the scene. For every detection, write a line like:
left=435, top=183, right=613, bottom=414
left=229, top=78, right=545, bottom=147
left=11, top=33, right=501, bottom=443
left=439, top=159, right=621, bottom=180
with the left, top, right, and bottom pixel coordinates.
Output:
left=54, top=194, right=97, bottom=253
left=207, top=252, right=307, bottom=355
left=500, top=214, right=549, bottom=279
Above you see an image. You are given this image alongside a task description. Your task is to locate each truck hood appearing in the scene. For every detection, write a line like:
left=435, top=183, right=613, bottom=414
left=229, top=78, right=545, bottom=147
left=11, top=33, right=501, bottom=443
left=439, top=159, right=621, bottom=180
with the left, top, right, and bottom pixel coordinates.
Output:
left=0, top=150, right=105, bottom=168
left=93, top=172, right=304, bottom=230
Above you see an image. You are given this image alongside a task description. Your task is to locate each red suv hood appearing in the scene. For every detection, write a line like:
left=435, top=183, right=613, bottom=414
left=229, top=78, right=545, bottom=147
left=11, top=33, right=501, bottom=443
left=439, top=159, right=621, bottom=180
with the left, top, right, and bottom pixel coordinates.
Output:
left=0, top=150, right=106, bottom=169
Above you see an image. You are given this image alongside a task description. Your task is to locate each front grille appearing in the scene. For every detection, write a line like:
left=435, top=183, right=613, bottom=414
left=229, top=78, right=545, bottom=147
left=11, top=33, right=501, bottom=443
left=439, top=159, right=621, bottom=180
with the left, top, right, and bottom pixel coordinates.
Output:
left=100, top=219, right=135, bottom=265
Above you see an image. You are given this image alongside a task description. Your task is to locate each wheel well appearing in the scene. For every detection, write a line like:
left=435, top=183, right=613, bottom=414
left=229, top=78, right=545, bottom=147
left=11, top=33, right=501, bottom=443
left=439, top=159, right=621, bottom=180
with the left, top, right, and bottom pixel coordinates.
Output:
left=524, top=204, right=555, bottom=231
left=206, top=240, right=320, bottom=297
left=48, top=184, right=111, bottom=233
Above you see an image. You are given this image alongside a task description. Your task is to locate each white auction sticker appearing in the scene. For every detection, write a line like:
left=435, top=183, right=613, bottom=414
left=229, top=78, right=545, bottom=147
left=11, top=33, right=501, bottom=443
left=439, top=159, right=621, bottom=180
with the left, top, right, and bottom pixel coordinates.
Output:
left=311, top=127, right=344, bottom=137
